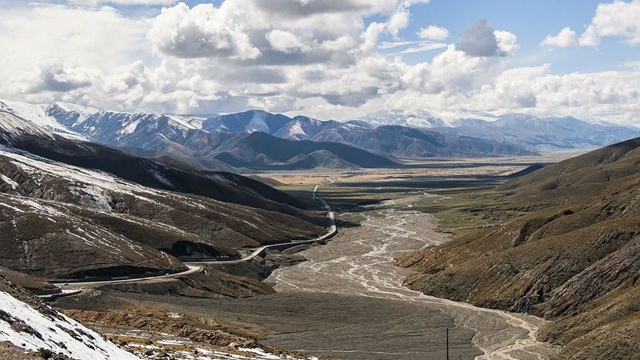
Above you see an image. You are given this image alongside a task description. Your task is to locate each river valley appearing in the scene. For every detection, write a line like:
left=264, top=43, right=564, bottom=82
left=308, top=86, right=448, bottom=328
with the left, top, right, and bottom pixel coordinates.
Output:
left=123, top=190, right=560, bottom=360
left=178, top=191, right=558, bottom=360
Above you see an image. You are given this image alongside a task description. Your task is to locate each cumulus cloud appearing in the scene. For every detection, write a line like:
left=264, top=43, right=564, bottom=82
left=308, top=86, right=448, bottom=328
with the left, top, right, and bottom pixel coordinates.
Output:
left=541, top=27, right=579, bottom=47
left=148, top=3, right=261, bottom=60
left=27, top=61, right=94, bottom=93
left=455, top=19, right=506, bottom=57
left=386, top=8, right=410, bottom=38
left=2, top=0, right=640, bottom=124
left=265, top=29, right=311, bottom=53
left=581, top=0, right=640, bottom=46
left=495, top=30, right=519, bottom=55
left=417, top=25, right=449, bottom=41
left=543, top=0, right=640, bottom=47
left=252, top=0, right=371, bottom=18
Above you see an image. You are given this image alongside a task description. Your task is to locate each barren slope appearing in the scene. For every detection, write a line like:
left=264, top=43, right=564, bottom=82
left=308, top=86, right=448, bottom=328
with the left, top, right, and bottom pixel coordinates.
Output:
left=398, top=137, right=640, bottom=359
left=0, top=110, right=325, bottom=279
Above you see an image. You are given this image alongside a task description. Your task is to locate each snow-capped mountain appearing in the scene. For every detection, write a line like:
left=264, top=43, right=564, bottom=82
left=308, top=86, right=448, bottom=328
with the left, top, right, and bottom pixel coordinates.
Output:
left=358, top=109, right=453, bottom=128
left=273, top=116, right=343, bottom=141
left=4, top=98, right=640, bottom=168
left=0, top=100, right=85, bottom=140
left=0, top=108, right=326, bottom=278
left=435, top=113, right=640, bottom=150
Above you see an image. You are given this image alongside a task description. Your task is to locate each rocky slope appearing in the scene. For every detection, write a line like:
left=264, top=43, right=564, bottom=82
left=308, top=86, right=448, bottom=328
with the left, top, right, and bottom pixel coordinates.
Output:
left=0, top=275, right=139, bottom=360
left=398, top=137, right=640, bottom=359
left=0, top=110, right=325, bottom=279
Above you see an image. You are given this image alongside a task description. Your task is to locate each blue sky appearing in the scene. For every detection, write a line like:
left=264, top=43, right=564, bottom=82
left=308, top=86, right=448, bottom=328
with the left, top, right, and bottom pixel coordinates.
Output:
left=0, top=0, right=639, bottom=124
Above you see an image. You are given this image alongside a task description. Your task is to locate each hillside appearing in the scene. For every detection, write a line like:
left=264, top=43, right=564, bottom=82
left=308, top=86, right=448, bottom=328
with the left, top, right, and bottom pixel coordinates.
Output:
left=397, top=137, right=640, bottom=359
left=214, top=132, right=399, bottom=170
left=0, top=110, right=325, bottom=279
left=309, top=125, right=538, bottom=158
left=0, top=275, right=138, bottom=359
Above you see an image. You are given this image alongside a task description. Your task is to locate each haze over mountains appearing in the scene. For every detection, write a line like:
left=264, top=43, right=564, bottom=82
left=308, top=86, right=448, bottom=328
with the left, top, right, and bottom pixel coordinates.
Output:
left=5, top=99, right=638, bottom=171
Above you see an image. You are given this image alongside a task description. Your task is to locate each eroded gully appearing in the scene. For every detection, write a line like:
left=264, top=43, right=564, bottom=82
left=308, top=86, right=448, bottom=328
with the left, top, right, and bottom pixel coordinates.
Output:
left=268, top=193, right=558, bottom=360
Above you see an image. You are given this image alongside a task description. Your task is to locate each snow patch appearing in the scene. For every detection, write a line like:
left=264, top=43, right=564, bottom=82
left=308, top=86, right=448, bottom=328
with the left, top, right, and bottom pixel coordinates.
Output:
left=0, top=99, right=84, bottom=139
left=247, top=112, right=270, bottom=133
left=120, top=120, right=141, bottom=135
left=0, top=173, right=18, bottom=189
left=287, top=121, right=307, bottom=139
left=0, top=291, right=140, bottom=360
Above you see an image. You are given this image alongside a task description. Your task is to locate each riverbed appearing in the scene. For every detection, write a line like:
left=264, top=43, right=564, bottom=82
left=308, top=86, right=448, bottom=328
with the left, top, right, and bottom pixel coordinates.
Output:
left=262, top=195, right=558, bottom=360
left=132, top=194, right=558, bottom=360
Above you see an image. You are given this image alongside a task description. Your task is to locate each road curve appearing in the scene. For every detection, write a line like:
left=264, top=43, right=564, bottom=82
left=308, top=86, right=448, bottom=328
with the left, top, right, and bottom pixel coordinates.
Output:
left=52, top=182, right=336, bottom=291
left=186, top=180, right=337, bottom=265
left=54, top=265, right=203, bottom=291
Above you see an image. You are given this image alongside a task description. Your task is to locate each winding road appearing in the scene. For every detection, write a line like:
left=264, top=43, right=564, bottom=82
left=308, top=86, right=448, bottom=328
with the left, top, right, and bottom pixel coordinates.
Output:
left=52, top=181, right=336, bottom=292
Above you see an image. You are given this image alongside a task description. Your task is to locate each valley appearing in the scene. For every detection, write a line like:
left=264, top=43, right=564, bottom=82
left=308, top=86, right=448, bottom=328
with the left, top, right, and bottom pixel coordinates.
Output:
left=48, top=159, right=566, bottom=360
left=1, top=102, right=638, bottom=359
left=3, top=2, right=640, bottom=359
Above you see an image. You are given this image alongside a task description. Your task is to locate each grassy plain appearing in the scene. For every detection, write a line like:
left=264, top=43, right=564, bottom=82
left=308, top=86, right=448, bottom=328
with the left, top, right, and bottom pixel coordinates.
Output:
left=260, top=154, right=573, bottom=235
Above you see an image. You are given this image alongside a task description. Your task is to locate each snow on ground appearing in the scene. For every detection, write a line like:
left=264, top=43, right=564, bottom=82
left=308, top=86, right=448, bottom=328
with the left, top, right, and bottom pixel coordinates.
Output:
left=286, top=121, right=307, bottom=139
left=0, top=144, right=159, bottom=200
left=0, top=110, right=54, bottom=140
left=167, top=114, right=201, bottom=131
left=120, top=119, right=141, bottom=136
left=0, top=291, right=140, bottom=360
left=0, top=100, right=85, bottom=139
left=115, top=329, right=319, bottom=360
left=0, top=173, right=18, bottom=189
left=51, top=102, right=101, bottom=126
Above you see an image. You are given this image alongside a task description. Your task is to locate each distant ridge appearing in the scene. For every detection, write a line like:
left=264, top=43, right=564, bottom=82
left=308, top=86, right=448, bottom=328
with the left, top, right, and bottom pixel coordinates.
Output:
left=214, top=131, right=399, bottom=170
left=5, top=99, right=639, bottom=170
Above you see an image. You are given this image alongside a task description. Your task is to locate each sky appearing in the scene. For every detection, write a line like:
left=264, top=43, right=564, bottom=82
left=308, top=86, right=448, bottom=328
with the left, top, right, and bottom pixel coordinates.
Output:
left=0, top=0, right=639, bottom=124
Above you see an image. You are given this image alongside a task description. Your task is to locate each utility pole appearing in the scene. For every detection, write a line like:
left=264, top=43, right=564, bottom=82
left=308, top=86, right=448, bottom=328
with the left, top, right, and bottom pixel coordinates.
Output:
left=446, top=328, right=449, bottom=360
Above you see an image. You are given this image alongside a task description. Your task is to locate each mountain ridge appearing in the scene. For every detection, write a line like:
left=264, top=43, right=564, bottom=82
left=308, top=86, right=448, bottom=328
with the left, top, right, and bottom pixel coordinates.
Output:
left=397, top=137, right=640, bottom=359
left=0, top=109, right=326, bottom=280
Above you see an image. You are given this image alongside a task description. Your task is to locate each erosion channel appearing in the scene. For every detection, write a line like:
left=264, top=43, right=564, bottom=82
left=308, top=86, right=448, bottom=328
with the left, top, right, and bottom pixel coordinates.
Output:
left=195, top=191, right=558, bottom=360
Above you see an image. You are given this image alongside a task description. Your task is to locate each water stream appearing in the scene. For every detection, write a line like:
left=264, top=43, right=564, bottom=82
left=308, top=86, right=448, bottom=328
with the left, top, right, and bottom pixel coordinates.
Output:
left=268, top=194, right=558, bottom=360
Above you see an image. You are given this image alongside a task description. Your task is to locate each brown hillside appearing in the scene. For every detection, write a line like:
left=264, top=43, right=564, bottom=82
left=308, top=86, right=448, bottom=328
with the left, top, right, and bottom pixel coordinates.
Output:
left=398, top=137, right=640, bottom=359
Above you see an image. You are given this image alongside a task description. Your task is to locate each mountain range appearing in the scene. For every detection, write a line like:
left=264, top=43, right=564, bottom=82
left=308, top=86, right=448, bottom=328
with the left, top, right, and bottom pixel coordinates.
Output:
left=3, top=99, right=639, bottom=171
left=0, top=109, right=326, bottom=280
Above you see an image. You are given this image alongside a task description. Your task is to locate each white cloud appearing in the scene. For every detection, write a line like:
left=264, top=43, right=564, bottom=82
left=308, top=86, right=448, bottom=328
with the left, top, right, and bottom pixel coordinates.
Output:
left=543, top=0, right=640, bottom=47
left=580, top=0, right=640, bottom=46
left=455, top=19, right=506, bottom=57
left=68, top=0, right=177, bottom=5
left=265, top=29, right=311, bottom=53
left=148, top=3, right=261, bottom=60
left=1, top=1, right=639, bottom=125
left=541, top=27, right=579, bottom=47
left=398, top=42, right=448, bottom=54
left=495, top=30, right=519, bottom=55
left=386, top=8, right=410, bottom=38
left=417, top=25, right=449, bottom=41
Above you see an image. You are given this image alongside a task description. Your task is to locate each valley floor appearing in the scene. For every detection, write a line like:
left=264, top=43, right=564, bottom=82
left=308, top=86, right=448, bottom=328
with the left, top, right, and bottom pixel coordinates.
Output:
left=52, top=156, right=581, bottom=360
left=101, top=191, right=557, bottom=360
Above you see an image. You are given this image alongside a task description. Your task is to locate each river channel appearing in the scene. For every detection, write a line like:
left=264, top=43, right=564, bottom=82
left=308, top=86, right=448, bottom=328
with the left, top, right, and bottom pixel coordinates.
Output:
left=163, top=193, right=559, bottom=360
left=262, top=193, right=558, bottom=360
